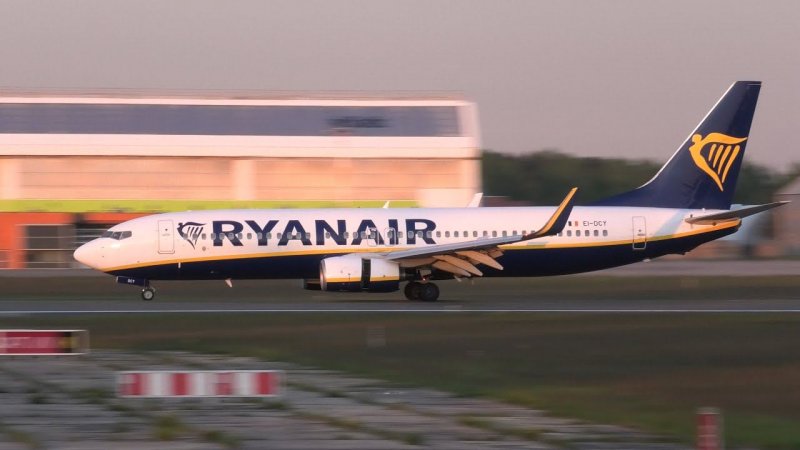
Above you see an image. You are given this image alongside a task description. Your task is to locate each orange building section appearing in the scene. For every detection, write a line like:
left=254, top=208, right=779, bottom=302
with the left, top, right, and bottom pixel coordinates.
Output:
left=0, top=213, right=72, bottom=269
left=0, top=212, right=144, bottom=269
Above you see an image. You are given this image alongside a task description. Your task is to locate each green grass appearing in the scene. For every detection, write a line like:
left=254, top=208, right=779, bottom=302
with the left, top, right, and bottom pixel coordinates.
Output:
left=153, top=414, right=186, bottom=441
left=201, top=429, right=241, bottom=449
left=0, top=199, right=418, bottom=213
left=6, top=312, right=800, bottom=448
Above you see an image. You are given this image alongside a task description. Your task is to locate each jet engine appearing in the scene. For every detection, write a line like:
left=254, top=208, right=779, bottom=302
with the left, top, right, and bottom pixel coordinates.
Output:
left=319, top=255, right=400, bottom=292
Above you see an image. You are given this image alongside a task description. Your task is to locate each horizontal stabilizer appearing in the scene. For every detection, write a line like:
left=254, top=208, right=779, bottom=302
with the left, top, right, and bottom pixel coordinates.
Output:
left=685, top=201, right=789, bottom=225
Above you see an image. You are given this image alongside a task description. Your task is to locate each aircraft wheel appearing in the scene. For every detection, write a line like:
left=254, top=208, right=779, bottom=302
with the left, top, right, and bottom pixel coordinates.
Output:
left=404, top=282, right=422, bottom=301
left=418, top=282, right=440, bottom=302
left=141, top=287, right=156, bottom=301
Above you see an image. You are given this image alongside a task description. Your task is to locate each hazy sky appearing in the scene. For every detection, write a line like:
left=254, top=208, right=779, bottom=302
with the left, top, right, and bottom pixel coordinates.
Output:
left=0, top=0, right=797, bottom=169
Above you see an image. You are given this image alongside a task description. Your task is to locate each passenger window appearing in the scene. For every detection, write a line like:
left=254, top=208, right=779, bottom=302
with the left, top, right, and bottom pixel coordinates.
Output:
left=492, top=231, right=498, bottom=237
left=237, top=233, right=243, bottom=239
left=603, top=230, right=608, bottom=237
left=246, top=233, right=252, bottom=240
left=576, top=230, right=581, bottom=237
left=266, top=232, right=272, bottom=239
left=445, top=231, right=450, bottom=238
left=436, top=231, right=441, bottom=238
left=305, top=233, right=311, bottom=240
left=425, top=231, right=432, bottom=238
left=398, top=231, right=404, bottom=238
left=277, top=232, right=282, bottom=239
left=567, top=230, right=572, bottom=237
left=483, top=231, right=488, bottom=237
left=325, top=232, right=331, bottom=238
left=594, top=230, right=599, bottom=237
left=454, top=231, right=459, bottom=238
left=473, top=231, right=478, bottom=237
left=502, top=231, right=507, bottom=237
left=210, top=233, right=217, bottom=240
left=202, top=233, right=207, bottom=240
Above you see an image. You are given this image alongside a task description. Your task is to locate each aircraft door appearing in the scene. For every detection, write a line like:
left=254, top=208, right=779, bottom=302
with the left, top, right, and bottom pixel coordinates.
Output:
left=632, top=216, right=647, bottom=250
left=157, top=220, right=175, bottom=254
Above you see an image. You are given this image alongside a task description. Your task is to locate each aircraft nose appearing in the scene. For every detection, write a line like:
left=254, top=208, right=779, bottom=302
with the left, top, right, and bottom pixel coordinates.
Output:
left=73, top=240, right=102, bottom=269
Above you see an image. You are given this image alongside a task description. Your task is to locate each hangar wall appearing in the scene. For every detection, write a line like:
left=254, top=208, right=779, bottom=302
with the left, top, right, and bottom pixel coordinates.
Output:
left=0, top=157, right=478, bottom=203
left=0, top=92, right=481, bottom=268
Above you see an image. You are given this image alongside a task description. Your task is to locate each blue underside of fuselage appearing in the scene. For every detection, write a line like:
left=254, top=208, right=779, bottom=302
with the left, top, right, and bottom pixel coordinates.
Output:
left=107, top=226, right=736, bottom=281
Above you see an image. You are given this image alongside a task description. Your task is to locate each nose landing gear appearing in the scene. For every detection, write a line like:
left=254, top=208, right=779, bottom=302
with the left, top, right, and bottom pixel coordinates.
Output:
left=141, top=287, right=156, bottom=301
left=115, top=276, right=156, bottom=301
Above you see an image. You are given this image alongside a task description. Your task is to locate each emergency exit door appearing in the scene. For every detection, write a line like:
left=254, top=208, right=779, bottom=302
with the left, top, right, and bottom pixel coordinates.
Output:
left=157, top=220, right=175, bottom=254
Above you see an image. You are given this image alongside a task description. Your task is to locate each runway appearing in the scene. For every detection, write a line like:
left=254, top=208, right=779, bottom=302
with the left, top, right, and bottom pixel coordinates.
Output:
left=3, top=296, right=800, bottom=315
left=1, top=259, right=799, bottom=314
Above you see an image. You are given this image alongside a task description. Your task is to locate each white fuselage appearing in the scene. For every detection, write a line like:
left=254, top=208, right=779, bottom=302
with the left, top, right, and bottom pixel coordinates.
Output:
left=74, top=206, right=739, bottom=280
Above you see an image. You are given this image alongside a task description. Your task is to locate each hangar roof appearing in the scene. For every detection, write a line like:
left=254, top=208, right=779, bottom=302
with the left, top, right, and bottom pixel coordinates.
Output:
left=0, top=93, right=479, bottom=157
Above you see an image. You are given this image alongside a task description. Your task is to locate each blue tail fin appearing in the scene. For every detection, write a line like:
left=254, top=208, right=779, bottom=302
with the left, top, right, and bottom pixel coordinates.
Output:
left=594, top=81, right=761, bottom=210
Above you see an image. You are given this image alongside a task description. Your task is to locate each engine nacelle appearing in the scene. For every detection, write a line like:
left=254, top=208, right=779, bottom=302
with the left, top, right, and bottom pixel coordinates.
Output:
left=319, top=255, right=400, bottom=292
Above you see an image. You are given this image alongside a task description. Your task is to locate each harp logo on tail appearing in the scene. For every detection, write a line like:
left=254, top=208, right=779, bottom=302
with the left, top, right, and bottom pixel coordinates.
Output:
left=177, top=222, right=205, bottom=249
left=688, top=133, right=747, bottom=191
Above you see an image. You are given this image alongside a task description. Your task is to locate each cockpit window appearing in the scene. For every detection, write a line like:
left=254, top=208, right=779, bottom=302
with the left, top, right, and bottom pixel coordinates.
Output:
left=102, top=230, right=133, bottom=240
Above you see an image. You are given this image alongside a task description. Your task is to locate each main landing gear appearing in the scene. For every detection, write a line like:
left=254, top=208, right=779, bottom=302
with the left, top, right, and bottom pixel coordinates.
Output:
left=403, top=281, right=440, bottom=302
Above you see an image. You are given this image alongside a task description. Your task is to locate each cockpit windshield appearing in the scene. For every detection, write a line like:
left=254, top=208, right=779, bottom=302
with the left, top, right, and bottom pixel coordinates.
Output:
left=101, top=230, right=133, bottom=240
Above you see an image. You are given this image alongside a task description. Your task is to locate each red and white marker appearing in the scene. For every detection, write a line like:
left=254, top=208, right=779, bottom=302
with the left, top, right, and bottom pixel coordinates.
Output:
left=117, top=370, right=281, bottom=398
left=697, top=407, right=723, bottom=450
left=0, top=330, right=89, bottom=355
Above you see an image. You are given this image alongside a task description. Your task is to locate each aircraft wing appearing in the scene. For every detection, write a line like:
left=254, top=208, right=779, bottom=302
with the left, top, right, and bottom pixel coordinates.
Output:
left=685, top=201, right=788, bottom=225
left=382, top=188, right=577, bottom=277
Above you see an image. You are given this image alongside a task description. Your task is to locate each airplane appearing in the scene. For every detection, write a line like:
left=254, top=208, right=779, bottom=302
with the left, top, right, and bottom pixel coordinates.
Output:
left=73, top=81, right=786, bottom=302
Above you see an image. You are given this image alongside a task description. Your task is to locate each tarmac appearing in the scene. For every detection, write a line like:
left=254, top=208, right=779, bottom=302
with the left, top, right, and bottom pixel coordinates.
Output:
left=0, top=260, right=799, bottom=314
left=0, top=350, right=687, bottom=450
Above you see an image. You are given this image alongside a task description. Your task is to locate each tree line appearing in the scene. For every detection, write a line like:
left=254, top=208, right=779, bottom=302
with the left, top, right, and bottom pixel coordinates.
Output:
left=481, top=150, right=797, bottom=206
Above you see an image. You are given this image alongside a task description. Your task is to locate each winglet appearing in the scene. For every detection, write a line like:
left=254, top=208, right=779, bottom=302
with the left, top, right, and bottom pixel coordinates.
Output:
left=467, top=193, right=483, bottom=208
left=524, top=187, right=578, bottom=239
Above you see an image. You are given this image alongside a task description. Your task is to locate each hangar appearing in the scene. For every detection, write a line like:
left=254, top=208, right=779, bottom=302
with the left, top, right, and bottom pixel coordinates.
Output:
left=0, top=91, right=480, bottom=268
